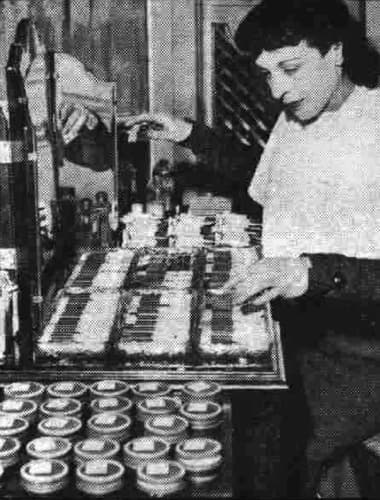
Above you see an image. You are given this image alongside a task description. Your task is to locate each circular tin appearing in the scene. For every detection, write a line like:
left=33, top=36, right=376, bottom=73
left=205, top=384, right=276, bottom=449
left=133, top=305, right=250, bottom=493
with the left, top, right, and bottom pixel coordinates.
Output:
left=0, top=399, right=38, bottom=424
left=76, top=459, right=125, bottom=496
left=179, top=401, right=223, bottom=430
left=123, top=437, right=170, bottom=470
left=47, top=381, right=88, bottom=400
left=182, top=381, right=221, bottom=401
left=136, top=460, right=186, bottom=496
left=4, top=382, right=44, bottom=402
left=26, top=437, right=72, bottom=463
left=175, top=438, right=222, bottom=483
left=0, top=437, right=21, bottom=468
left=40, top=398, right=82, bottom=419
left=38, top=416, right=82, bottom=442
left=136, top=397, right=180, bottom=423
left=89, top=380, right=129, bottom=399
left=21, top=459, right=69, bottom=496
left=90, top=397, right=133, bottom=416
left=131, top=382, right=171, bottom=400
left=87, top=413, right=132, bottom=442
left=144, top=415, right=188, bottom=446
left=74, top=439, right=120, bottom=465
left=0, top=416, right=29, bottom=441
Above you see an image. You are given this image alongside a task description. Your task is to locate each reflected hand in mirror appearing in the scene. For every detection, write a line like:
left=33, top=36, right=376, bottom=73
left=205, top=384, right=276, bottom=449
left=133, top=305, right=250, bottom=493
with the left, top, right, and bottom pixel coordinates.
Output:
left=210, top=257, right=310, bottom=305
left=59, top=102, right=99, bottom=145
left=120, top=113, right=193, bottom=143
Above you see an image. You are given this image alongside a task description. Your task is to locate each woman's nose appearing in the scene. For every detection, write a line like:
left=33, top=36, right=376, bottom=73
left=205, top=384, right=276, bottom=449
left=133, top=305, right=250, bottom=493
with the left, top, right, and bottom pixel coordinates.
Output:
left=268, top=74, right=291, bottom=101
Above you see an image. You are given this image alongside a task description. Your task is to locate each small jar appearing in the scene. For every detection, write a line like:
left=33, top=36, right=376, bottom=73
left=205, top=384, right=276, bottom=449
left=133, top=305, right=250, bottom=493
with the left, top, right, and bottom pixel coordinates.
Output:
left=0, top=399, right=38, bottom=424
left=179, top=401, right=223, bottom=431
left=38, top=417, right=82, bottom=443
left=0, top=437, right=21, bottom=468
left=76, top=459, right=125, bottom=496
left=40, top=398, right=82, bottom=419
left=144, top=415, right=188, bottom=446
left=89, top=380, right=129, bottom=399
left=123, top=437, right=170, bottom=470
left=74, top=439, right=120, bottom=466
left=131, top=382, right=171, bottom=400
left=136, top=397, right=180, bottom=423
left=87, top=413, right=132, bottom=442
left=182, top=381, right=221, bottom=401
left=175, top=438, right=222, bottom=483
left=136, top=460, right=186, bottom=496
left=4, top=382, right=44, bottom=403
left=47, top=381, right=87, bottom=401
left=90, top=397, right=133, bottom=416
left=0, top=416, right=29, bottom=441
left=26, top=437, right=72, bottom=464
left=21, top=459, right=69, bottom=496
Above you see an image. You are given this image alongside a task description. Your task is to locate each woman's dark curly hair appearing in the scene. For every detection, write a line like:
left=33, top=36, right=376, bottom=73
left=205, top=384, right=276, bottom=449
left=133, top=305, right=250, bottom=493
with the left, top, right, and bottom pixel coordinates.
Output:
left=235, top=0, right=380, bottom=88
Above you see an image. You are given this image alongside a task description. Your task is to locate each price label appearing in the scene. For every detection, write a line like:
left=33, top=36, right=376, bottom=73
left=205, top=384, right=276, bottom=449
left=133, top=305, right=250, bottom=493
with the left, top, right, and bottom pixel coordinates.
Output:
left=55, top=383, right=74, bottom=392
left=11, top=383, right=30, bottom=393
left=183, top=439, right=207, bottom=451
left=29, top=461, right=52, bottom=475
left=95, top=415, right=117, bottom=426
left=146, top=462, right=169, bottom=476
left=187, top=402, right=208, bottom=413
left=99, top=398, right=118, bottom=409
left=0, top=417, right=14, bottom=428
left=187, top=381, right=210, bottom=393
left=2, top=400, right=23, bottom=411
left=82, top=440, right=105, bottom=452
left=138, top=382, right=159, bottom=392
left=47, top=399, right=68, bottom=410
left=153, top=416, right=175, bottom=428
left=133, top=438, right=155, bottom=452
left=44, top=418, right=67, bottom=429
left=85, top=461, right=109, bottom=475
left=145, top=398, right=165, bottom=409
left=34, top=438, right=56, bottom=452
left=97, top=381, right=116, bottom=391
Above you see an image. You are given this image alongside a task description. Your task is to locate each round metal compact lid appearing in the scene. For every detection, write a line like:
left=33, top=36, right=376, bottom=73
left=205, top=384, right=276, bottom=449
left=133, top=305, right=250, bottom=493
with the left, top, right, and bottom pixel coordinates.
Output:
left=21, top=459, right=68, bottom=483
left=182, top=381, right=221, bottom=399
left=4, top=382, right=44, bottom=400
left=47, top=381, right=87, bottom=399
left=131, top=382, right=171, bottom=399
left=145, top=415, right=189, bottom=436
left=137, top=460, right=185, bottom=484
left=38, top=416, right=82, bottom=437
left=90, top=397, right=133, bottom=415
left=40, top=398, right=82, bottom=418
left=26, top=437, right=72, bottom=460
left=74, top=439, right=120, bottom=460
left=124, top=437, right=170, bottom=459
left=89, top=380, right=129, bottom=398
left=76, top=459, right=124, bottom=484
left=0, top=399, right=37, bottom=419
left=87, top=413, right=131, bottom=433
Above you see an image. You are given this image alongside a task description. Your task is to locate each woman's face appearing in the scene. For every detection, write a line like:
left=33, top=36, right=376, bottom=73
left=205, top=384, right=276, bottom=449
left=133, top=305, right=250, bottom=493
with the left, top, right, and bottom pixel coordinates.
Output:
left=255, top=41, right=344, bottom=123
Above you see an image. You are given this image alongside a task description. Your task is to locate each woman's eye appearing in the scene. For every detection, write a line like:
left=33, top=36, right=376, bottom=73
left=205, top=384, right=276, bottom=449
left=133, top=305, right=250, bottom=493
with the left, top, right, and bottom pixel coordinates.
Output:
left=283, top=67, right=299, bottom=76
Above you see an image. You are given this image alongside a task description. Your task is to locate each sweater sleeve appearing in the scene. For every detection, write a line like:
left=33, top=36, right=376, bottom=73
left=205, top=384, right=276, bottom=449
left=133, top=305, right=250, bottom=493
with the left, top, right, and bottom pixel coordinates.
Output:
left=303, top=253, right=380, bottom=302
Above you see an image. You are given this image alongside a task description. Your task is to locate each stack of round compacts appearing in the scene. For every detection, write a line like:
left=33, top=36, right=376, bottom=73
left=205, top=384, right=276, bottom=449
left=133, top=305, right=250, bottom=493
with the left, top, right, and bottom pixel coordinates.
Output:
left=144, top=415, right=189, bottom=446
left=38, top=416, right=82, bottom=443
left=89, top=380, right=129, bottom=399
left=180, top=400, right=223, bottom=431
left=90, top=396, right=133, bottom=416
left=0, top=416, right=29, bottom=441
left=131, top=382, right=171, bottom=400
left=0, top=399, right=38, bottom=424
left=136, top=397, right=180, bottom=422
left=26, top=437, right=72, bottom=464
left=136, top=460, right=186, bottom=496
left=123, top=437, right=170, bottom=470
left=40, top=398, right=82, bottom=419
left=87, top=413, right=132, bottom=441
left=20, top=459, right=69, bottom=495
left=4, top=382, right=45, bottom=403
left=175, top=438, right=222, bottom=483
left=182, top=381, right=221, bottom=401
left=76, top=459, right=125, bottom=496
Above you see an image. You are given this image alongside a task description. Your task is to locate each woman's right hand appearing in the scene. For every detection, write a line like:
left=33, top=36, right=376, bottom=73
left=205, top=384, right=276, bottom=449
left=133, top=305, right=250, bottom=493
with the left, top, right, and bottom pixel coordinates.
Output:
left=119, top=113, right=193, bottom=143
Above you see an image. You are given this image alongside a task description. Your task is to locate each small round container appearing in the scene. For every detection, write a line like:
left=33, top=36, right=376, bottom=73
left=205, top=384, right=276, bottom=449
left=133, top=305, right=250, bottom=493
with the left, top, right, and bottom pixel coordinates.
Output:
left=175, top=438, right=222, bottom=483
left=180, top=401, right=223, bottom=431
left=38, top=417, right=82, bottom=443
left=4, top=382, right=44, bottom=402
left=90, top=397, right=133, bottom=416
left=40, top=398, right=82, bottom=419
left=136, top=397, right=180, bottom=423
left=136, top=460, right=186, bottom=496
left=0, top=416, right=29, bottom=441
left=26, top=437, right=72, bottom=464
left=0, top=399, right=38, bottom=424
left=76, top=459, right=125, bottom=496
left=89, top=380, right=129, bottom=399
left=87, top=413, right=132, bottom=442
left=123, top=437, right=170, bottom=470
left=144, top=415, right=188, bottom=446
left=131, top=382, right=171, bottom=400
left=47, top=381, right=88, bottom=401
left=182, top=381, right=221, bottom=401
left=74, top=439, right=120, bottom=466
left=21, top=459, right=69, bottom=496
left=0, top=437, right=21, bottom=468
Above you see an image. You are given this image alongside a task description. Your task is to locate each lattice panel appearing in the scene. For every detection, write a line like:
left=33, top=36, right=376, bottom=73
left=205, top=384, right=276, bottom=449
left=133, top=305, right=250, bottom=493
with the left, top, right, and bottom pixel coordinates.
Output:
left=213, top=23, right=279, bottom=149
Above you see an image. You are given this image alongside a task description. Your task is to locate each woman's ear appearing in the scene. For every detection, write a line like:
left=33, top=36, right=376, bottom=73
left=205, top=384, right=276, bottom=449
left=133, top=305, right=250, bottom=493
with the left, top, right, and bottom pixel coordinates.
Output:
left=332, top=42, right=344, bottom=67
